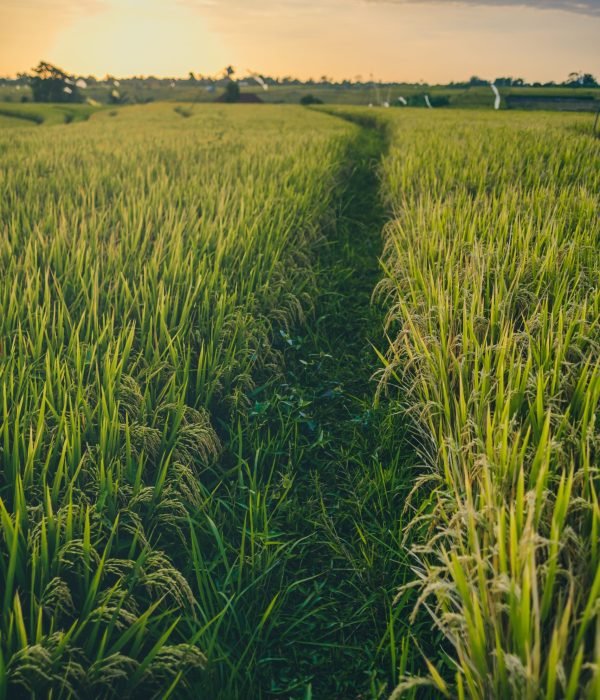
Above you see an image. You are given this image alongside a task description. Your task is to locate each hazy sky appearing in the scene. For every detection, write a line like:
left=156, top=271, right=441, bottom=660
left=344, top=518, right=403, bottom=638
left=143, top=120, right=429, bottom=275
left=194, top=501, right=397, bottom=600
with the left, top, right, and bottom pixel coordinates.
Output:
left=0, top=0, right=598, bottom=82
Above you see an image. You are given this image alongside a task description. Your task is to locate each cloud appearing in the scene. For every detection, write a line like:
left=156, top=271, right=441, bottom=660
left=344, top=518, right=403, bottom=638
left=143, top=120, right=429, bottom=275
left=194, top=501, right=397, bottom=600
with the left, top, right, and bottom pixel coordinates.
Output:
left=368, top=0, right=600, bottom=16
left=179, top=0, right=344, bottom=15
left=6, top=0, right=600, bottom=15
left=182, top=0, right=600, bottom=16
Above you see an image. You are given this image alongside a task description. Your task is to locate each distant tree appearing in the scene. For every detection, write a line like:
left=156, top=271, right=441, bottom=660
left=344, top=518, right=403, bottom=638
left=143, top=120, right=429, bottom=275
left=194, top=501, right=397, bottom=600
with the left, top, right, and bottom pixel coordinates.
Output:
left=564, top=72, right=598, bottom=87
left=468, top=76, right=488, bottom=87
left=407, top=92, right=449, bottom=107
left=300, top=94, right=323, bottom=105
left=580, top=73, right=598, bottom=87
left=222, top=81, right=240, bottom=103
left=29, top=61, right=82, bottom=103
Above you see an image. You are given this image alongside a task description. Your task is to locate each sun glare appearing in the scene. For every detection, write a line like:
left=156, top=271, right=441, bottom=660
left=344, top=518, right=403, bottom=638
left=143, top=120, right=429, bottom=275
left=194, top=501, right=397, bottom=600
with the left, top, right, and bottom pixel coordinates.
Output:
left=51, top=0, right=227, bottom=77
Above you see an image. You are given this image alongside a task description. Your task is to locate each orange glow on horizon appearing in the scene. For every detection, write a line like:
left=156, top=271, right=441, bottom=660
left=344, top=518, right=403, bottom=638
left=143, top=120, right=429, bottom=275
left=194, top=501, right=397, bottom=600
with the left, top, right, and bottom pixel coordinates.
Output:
left=0, top=0, right=599, bottom=82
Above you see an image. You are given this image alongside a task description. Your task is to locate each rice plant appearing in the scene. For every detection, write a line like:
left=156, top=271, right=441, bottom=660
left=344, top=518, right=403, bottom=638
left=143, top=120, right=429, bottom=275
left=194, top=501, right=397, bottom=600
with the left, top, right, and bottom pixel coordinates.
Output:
left=376, top=109, right=600, bottom=698
left=3, top=100, right=598, bottom=699
left=0, top=103, right=353, bottom=697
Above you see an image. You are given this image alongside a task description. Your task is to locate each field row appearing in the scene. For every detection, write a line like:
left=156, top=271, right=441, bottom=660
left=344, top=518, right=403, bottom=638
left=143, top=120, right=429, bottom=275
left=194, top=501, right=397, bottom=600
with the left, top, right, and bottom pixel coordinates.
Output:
left=375, top=109, right=600, bottom=698
left=0, top=105, right=355, bottom=697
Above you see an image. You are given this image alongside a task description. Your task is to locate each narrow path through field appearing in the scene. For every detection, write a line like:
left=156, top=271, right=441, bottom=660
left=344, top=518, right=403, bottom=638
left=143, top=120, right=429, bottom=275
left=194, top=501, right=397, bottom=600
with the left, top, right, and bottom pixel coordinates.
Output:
left=246, top=116, right=418, bottom=697
left=197, top=116, right=427, bottom=699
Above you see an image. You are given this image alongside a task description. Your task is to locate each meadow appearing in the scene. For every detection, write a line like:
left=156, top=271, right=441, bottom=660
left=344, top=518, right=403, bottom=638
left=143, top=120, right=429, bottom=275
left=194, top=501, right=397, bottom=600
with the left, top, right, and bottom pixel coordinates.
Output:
left=0, top=104, right=598, bottom=698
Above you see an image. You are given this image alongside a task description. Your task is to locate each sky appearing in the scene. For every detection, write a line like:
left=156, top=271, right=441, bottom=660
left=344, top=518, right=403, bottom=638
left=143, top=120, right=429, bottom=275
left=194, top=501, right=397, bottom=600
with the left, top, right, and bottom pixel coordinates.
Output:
left=0, top=0, right=598, bottom=83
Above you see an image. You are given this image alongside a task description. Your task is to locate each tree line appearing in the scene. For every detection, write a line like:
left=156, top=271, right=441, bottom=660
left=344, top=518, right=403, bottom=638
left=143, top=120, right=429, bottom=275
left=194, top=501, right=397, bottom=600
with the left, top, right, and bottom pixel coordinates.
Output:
left=1, top=62, right=598, bottom=105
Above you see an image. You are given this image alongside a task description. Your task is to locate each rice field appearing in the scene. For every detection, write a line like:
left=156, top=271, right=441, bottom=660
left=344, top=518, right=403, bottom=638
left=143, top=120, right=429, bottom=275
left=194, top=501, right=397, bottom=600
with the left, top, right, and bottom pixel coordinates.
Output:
left=375, top=110, right=600, bottom=698
left=0, top=104, right=355, bottom=697
left=0, top=102, right=100, bottom=126
left=0, top=104, right=598, bottom=698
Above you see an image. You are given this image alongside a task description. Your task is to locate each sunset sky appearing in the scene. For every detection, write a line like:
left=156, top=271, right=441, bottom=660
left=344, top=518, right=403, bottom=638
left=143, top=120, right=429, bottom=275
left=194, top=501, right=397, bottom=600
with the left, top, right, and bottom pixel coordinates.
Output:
left=0, top=0, right=598, bottom=82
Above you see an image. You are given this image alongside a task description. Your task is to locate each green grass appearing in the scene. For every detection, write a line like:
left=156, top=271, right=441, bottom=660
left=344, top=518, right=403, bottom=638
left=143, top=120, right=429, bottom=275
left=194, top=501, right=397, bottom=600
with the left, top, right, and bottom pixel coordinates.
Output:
left=214, top=122, right=423, bottom=697
left=0, top=103, right=354, bottom=697
left=366, top=108, right=600, bottom=698
left=0, top=114, right=33, bottom=129
left=0, top=101, right=598, bottom=699
left=0, top=102, right=101, bottom=126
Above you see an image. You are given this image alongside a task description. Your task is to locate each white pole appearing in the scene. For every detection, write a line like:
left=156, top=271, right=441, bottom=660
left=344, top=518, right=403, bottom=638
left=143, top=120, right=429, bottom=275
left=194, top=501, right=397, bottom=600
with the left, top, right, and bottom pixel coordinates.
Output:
left=247, top=71, right=269, bottom=91
left=490, top=83, right=501, bottom=110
